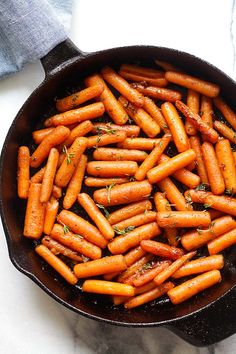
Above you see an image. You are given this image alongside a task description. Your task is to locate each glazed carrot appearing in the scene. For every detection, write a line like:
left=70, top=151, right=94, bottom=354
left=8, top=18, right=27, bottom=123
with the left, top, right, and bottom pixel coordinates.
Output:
left=62, top=120, right=94, bottom=147
left=213, top=121, right=236, bottom=144
left=57, top=210, right=107, bottom=249
left=141, top=240, right=184, bottom=260
left=113, top=281, right=159, bottom=305
left=155, top=59, right=181, bottom=72
left=118, top=138, right=161, bottom=150
left=157, top=211, right=211, bottom=228
left=147, top=149, right=196, bottom=184
left=87, top=131, right=126, bottom=149
left=52, top=185, right=62, bottom=199
left=159, top=154, right=200, bottom=189
left=92, top=123, right=140, bottom=137
left=85, top=177, right=129, bottom=188
left=31, top=167, right=45, bottom=183
left=41, top=235, right=83, bottom=262
left=202, top=142, right=225, bottom=195
left=55, top=137, right=87, bottom=187
left=56, top=84, right=104, bottom=112
left=101, top=66, right=144, bottom=107
left=78, top=193, right=114, bottom=240
left=208, top=209, right=224, bottom=220
left=23, top=183, right=45, bottom=239
left=120, top=64, right=165, bottom=78
left=189, top=136, right=209, bottom=185
left=165, top=71, right=220, bottom=97
left=175, top=100, right=219, bottom=143
left=215, top=139, right=236, bottom=194
left=112, top=211, right=157, bottom=231
left=132, top=261, right=171, bottom=287
left=35, top=245, right=78, bottom=285
left=17, top=146, right=30, bottom=199
left=83, top=280, right=134, bottom=296
left=135, top=134, right=171, bottom=181
left=213, top=96, right=236, bottom=130
left=85, top=74, right=129, bottom=125
left=119, top=96, right=161, bottom=137
left=63, top=154, right=87, bottom=209
left=117, top=255, right=153, bottom=284
left=93, top=180, right=152, bottom=207
left=57, top=152, right=65, bottom=167
left=204, top=194, right=236, bottom=216
left=87, top=160, right=138, bottom=177
left=184, top=189, right=211, bottom=204
left=143, top=97, right=170, bottom=133
left=93, top=148, right=148, bottom=162
left=172, top=255, right=224, bottom=278
left=43, top=196, right=59, bottom=235
left=131, top=83, right=182, bottom=102
left=30, top=126, right=70, bottom=168
left=158, top=178, right=193, bottom=211
left=50, top=224, right=102, bottom=260
left=40, top=148, right=59, bottom=203
left=154, top=192, right=178, bottom=246
left=201, top=96, right=213, bottom=140
left=74, top=255, right=127, bottom=277
left=154, top=251, right=196, bottom=286
left=167, top=270, right=221, bottom=304
left=119, top=70, right=167, bottom=87
left=208, top=227, right=236, bottom=254
left=185, top=89, right=200, bottom=135
left=181, top=216, right=236, bottom=250
left=32, top=127, right=55, bottom=144
left=161, top=102, right=189, bottom=152
left=124, top=282, right=174, bottom=309
left=109, top=200, right=152, bottom=225
left=44, top=102, right=105, bottom=127
left=108, top=222, right=161, bottom=254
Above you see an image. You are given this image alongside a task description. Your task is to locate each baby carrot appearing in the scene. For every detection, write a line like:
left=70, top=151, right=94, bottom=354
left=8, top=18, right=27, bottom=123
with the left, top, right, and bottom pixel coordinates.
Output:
left=141, top=240, right=184, bottom=260
left=167, top=270, right=222, bottom=304
left=132, top=261, right=171, bottom=287
left=92, top=123, right=140, bottom=137
left=74, top=255, right=127, bottom=277
left=17, top=146, right=30, bottom=199
left=112, top=211, right=157, bottom=231
left=213, top=120, right=236, bottom=144
left=93, top=180, right=152, bottom=207
left=201, top=96, right=213, bottom=140
left=184, top=189, right=211, bottom=203
left=155, top=59, right=182, bottom=72
left=93, top=148, right=148, bottom=162
left=119, top=70, right=167, bottom=87
left=101, top=66, right=144, bottom=107
left=172, top=255, right=224, bottom=278
left=215, top=139, right=236, bottom=194
left=85, top=74, right=129, bottom=125
left=55, top=137, right=87, bottom=187
left=117, top=254, right=153, bottom=284
left=31, top=167, right=45, bottom=183
left=143, top=97, right=170, bottom=133
left=50, top=223, right=102, bottom=260
left=189, top=136, right=209, bottom=185
left=52, top=185, right=62, bottom=199
left=87, top=131, right=127, bottom=149
left=57, top=210, right=107, bottom=249
left=41, top=236, right=83, bottom=262
left=56, top=84, right=104, bottom=112
left=208, top=227, right=236, bottom=255
left=43, top=196, right=59, bottom=235
left=157, top=211, right=211, bottom=228
left=202, top=142, right=225, bottom=195
left=165, top=71, right=220, bottom=97
left=176, top=100, right=219, bottom=143
left=30, top=126, right=70, bottom=168
left=85, top=177, right=129, bottom=188
left=161, top=102, right=190, bottom=152
left=135, top=134, right=171, bottom=181
left=87, top=160, right=138, bottom=177
left=83, top=280, right=134, bottom=296
left=62, top=120, right=94, bottom=147
left=213, top=96, right=236, bottom=131
left=147, top=149, right=196, bottom=184
left=23, top=183, right=45, bottom=239
left=204, top=194, right=236, bottom=216
left=32, top=127, right=55, bottom=145
left=35, top=245, right=78, bottom=285
left=40, top=148, right=59, bottom=203
left=185, top=89, right=200, bottom=135
left=108, top=200, right=152, bottom=225
left=120, top=64, right=165, bottom=78
left=63, top=154, right=87, bottom=209
left=131, top=83, right=182, bottom=102
left=154, top=251, right=196, bottom=285
left=78, top=193, right=114, bottom=240
left=118, top=138, right=161, bottom=150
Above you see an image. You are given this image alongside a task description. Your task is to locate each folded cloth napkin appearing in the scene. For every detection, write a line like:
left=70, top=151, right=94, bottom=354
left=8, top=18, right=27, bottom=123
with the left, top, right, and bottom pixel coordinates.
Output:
left=0, top=0, right=73, bottom=78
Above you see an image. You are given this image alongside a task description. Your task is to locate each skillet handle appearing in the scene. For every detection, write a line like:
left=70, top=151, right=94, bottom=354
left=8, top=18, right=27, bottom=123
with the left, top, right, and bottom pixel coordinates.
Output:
left=41, top=39, right=86, bottom=77
left=166, top=287, right=236, bottom=346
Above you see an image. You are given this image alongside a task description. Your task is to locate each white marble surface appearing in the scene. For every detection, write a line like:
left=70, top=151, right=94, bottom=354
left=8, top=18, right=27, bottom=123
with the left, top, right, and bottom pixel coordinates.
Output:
left=0, top=0, right=236, bottom=353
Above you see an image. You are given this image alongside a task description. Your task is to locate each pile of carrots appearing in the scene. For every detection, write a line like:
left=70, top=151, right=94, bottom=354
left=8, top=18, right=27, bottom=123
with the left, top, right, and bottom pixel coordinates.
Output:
left=17, top=60, right=236, bottom=309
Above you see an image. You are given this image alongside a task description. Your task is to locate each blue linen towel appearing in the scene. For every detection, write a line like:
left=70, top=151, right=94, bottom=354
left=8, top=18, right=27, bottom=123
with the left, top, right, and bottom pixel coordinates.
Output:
left=0, top=0, right=73, bottom=78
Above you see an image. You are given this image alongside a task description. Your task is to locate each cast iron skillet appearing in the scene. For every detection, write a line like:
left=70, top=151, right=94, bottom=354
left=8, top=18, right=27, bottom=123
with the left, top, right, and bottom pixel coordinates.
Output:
left=1, top=39, right=236, bottom=347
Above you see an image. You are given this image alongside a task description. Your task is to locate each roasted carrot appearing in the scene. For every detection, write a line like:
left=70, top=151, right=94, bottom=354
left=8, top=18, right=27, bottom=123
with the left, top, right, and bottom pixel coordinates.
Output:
left=141, top=240, right=184, bottom=260
left=213, top=120, right=236, bottom=144
left=208, top=228, right=236, bottom=255
left=108, top=200, right=152, bottom=225
left=17, top=146, right=30, bottom=199
left=143, top=97, right=170, bottom=133
left=35, top=245, right=78, bottom=285
left=23, top=183, right=45, bottom=239
left=62, top=120, right=94, bottom=147
left=202, top=142, right=225, bottom=195
left=43, top=196, right=59, bottom=235
left=167, top=270, right=221, bottom=304
left=92, top=123, right=140, bottom=137
left=213, top=96, right=236, bottom=131
left=87, top=131, right=127, bottom=149
left=112, top=211, right=157, bottom=231
left=85, top=177, right=129, bottom=188
left=41, top=235, right=83, bottom=262
left=132, top=261, right=171, bottom=287
left=204, top=194, right=236, bottom=216
left=117, top=255, right=153, bottom=284
left=131, top=83, right=182, bottom=102
left=185, top=89, right=200, bottom=135
left=161, top=102, right=190, bottom=152
left=208, top=209, right=225, bottom=220
left=40, top=148, right=59, bottom=203
left=201, top=96, right=213, bottom=140
left=165, top=71, right=220, bottom=97
left=184, top=189, right=211, bottom=204
left=87, top=160, right=138, bottom=177
left=119, top=70, right=167, bottom=87
left=32, top=127, right=55, bottom=145
left=93, top=180, right=152, bottom=207
left=120, top=64, right=165, bottom=78
left=157, top=211, right=211, bottom=228
left=189, top=136, right=209, bottom=185
left=155, top=59, right=181, bottom=72
left=52, top=185, right=62, bottom=199
left=118, top=137, right=161, bottom=150
left=93, top=148, right=148, bottom=162
left=31, top=167, right=45, bottom=183
left=83, top=280, right=134, bottom=296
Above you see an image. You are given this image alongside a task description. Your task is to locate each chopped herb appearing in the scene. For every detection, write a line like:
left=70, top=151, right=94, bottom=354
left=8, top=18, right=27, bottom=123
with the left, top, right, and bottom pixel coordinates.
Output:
left=195, top=183, right=208, bottom=191
left=144, top=209, right=148, bottom=215
left=95, top=166, right=101, bottom=170
left=225, top=188, right=233, bottom=195
left=114, top=225, right=135, bottom=235
left=96, top=203, right=110, bottom=219
left=163, top=213, right=172, bottom=218
left=185, top=192, right=193, bottom=205
left=233, top=132, right=236, bottom=140
left=129, top=176, right=136, bottom=182
left=196, top=228, right=203, bottom=235
left=96, top=125, right=117, bottom=135
left=75, top=234, right=83, bottom=239
left=63, top=225, right=70, bottom=234
left=127, top=117, right=133, bottom=124
left=142, top=262, right=153, bottom=271
left=62, top=145, right=75, bottom=165
left=159, top=141, right=163, bottom=147
left=106, top=182, right=116, bottom=204
left=203, top=203, right=211, bottom=209
left=199, top=111, right=203, bottom=117
left=210, top=221, right=216, bottom=227
left=82, top=255, right=89, bottom=263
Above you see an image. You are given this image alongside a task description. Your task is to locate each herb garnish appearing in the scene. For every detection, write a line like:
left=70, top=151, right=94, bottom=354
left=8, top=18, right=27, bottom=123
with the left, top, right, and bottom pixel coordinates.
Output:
left=63, top=225, right=70, bottom=234
left=195, top=183, right=208, bottom=191
left=96, top=203, right=110, bottom=219
left=114, top=225, right=135, bottom=235
left=62, top=145, right=75, bottom=165
left=106, top=183, right=116, bottom=204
